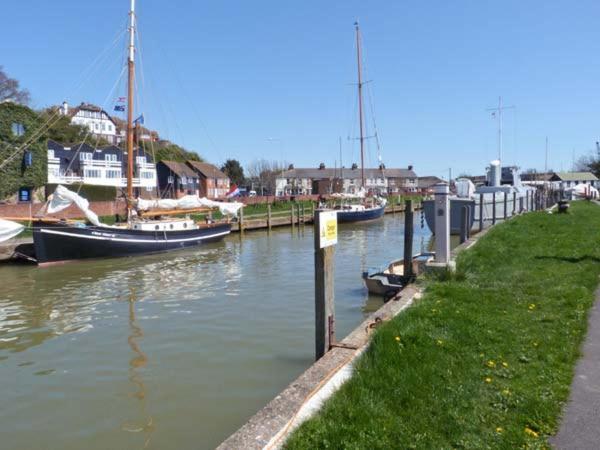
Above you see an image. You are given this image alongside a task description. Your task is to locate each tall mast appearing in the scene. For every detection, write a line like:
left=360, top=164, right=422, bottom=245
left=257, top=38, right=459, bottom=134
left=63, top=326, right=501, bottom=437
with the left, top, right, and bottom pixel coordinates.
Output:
left=355, top=22, right=365, bottom=189
left=126, top=0, right=136, bottom=204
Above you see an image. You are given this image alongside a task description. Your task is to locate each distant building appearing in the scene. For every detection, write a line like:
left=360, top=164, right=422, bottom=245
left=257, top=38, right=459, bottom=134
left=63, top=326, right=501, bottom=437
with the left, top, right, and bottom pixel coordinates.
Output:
left=47, top=140, right=157, bottom=190
left=156, top=161, right=200, bottom=198
left=186, top=161, right=230, bottom=198
left=549, top=172, right=599, bottom=189
left=417, top=176, right=445, bottom=193
left=275, top=164, right=418, bottom=196
left=61, top=102, right=119, bottom=145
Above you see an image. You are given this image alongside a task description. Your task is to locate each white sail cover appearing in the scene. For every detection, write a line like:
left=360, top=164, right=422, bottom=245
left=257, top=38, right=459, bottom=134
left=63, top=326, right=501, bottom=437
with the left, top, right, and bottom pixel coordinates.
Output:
left=47, top=185, right=115, bottom=228
left=136, top=196, right=243, bottom=217
left=455, top=178, right=476, bottom=198
left=567, top=183, right=599, bottom=199
left=0, top=219, right=25, bottom=243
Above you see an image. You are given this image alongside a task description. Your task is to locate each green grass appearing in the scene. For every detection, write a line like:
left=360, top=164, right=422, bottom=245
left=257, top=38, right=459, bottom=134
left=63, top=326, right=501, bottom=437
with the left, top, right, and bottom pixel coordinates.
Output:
left=286, top=201, right=600, bottom=449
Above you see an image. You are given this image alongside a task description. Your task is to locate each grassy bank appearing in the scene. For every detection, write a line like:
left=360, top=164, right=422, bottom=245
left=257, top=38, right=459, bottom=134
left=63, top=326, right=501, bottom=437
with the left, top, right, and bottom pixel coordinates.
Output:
left=286, top=201, right=600, bottom=449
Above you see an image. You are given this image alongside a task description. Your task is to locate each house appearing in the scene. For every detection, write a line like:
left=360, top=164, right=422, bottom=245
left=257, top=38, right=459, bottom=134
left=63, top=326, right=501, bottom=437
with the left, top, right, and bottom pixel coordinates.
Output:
left=186, top=161, right=230, bottom=198
left=60, top=102, right=119, bottom=145
left=47, top=140, right=157, bottom=191
left=112, top=117, right=160, bottom=143
left=274, top=164, right=418, bottom=196
left=549, top=172, right=599, bottom=189
left=417, top=176, right=445, bottom=193
left=157, top=161, right=200, bottom=198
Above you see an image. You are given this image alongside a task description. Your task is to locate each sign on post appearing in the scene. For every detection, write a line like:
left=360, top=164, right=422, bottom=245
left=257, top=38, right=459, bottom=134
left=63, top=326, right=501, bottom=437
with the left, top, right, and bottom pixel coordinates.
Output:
left=318, top=210, right=338, bottom=248
left=314, top=210, right=337, bottom=360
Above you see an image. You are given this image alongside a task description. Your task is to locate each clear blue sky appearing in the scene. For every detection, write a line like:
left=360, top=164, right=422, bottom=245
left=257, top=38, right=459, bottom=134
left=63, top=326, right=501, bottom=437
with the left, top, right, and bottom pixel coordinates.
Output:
left=3, top=0, right=600, bottom=178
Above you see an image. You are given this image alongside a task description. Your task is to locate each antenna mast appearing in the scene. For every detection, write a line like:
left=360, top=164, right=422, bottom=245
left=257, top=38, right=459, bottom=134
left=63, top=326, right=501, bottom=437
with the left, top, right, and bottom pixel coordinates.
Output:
left=126, top=0, right=136, bottom=205
left=486, top=96, right=515, bottom=163
left=355, top=22, right=365, bottom=189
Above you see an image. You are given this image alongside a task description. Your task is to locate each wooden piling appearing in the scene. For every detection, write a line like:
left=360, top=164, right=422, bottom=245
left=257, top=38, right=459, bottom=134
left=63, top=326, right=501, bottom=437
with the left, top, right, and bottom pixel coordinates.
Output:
left=513, top=192, right=517, bottom=216
left=479, top=193, right=484, bottom=232
left=403, top=200, right=414, bottom=279
left=291, top=204, right=295, bottom=229
left=459, top=205, right=469, bottom=244
left=267, top=204, right=272, bottom=231
left=492, top=192, right=496, bottom=225
left=239, top=207, right=244, bottom=234
left=314, top=210, right=336, bottom=361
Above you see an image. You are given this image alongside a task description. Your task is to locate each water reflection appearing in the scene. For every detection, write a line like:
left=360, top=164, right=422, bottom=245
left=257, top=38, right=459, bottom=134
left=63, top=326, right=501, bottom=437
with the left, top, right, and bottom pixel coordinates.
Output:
left=121, top=287, right=155, bottom=449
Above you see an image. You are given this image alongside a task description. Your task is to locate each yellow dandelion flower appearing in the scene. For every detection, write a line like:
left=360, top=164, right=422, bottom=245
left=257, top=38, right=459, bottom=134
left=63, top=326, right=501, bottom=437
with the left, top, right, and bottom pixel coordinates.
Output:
left=496, top=427, right=503, bottom=433
left=533, top=342, right=539, bottom=347
left=486, top=360, right=496, bottom=368
left=502, top=389, right=511, bottom=396
left=502, top=362, right=509, bottom=368
left=485, top=377, right=492, bottom=383
left=528, top=304, right=536, bottom=310
left=524, top=427, right=539, bottom=438
left=395, top=336, right=401, bottom=342
left=436, top=339, right=444, bottom=346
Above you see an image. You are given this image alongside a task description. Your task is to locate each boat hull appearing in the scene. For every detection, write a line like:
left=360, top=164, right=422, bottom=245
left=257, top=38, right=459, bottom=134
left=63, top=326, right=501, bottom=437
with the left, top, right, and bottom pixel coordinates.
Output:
left=32, top=222, right=231, bottom=265
left=336, top=205, right=385, bottom=223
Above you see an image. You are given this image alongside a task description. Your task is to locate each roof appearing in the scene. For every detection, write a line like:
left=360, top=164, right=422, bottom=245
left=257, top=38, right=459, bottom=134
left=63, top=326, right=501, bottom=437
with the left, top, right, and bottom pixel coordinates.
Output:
left=520, top=172, right=554, bottom=182
left=159, top=160, right=198, bottom=178
left=69, top=102, right=117, bottom=126
left=417, top=176, right=444, bottom=188
left=187, top=161, right=229, bottom=179
left=279, top=167, right=417, bottom=180
left=552, top=172, right=599, bottom=181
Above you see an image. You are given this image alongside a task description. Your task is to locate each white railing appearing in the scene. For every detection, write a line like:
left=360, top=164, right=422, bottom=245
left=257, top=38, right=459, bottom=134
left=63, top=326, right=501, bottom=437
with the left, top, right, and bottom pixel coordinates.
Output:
left=82, top=160, right=122, bottom=168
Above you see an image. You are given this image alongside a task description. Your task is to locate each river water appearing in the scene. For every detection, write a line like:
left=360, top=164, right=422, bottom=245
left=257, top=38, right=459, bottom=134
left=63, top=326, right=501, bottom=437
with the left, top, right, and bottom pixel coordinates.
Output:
left=0, top=213, right=431, bottom=450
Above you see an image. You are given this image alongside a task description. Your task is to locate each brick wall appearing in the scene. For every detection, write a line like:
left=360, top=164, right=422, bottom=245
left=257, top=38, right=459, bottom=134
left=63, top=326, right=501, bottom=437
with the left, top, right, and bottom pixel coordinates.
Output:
left=0, top=200, right=127, bottom=220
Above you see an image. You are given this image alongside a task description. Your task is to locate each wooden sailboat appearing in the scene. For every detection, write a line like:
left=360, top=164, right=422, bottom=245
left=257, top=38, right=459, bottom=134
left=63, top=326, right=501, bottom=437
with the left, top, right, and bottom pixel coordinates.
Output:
left=335, top=22, right=386, bottom=223
left=31, top=0, right=235, bottom=265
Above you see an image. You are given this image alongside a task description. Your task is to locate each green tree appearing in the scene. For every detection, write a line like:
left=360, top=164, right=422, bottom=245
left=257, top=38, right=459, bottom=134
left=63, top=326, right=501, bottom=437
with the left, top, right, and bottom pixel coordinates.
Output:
left=39, top=107, right=109, bottom=145
left=221, top=159, right=245, bottom=186
left=139, top=140, right=203, bottom=163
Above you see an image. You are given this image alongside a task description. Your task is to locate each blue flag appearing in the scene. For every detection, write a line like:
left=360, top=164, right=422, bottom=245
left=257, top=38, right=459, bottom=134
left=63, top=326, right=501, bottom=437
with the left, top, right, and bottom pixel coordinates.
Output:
left=114, top=105, right=125, bottom=112
left=134, top=114, right=144, bottom=125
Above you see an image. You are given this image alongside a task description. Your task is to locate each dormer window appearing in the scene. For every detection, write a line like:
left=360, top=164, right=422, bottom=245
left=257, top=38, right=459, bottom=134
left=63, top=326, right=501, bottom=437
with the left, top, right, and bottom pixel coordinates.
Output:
left=79, top=153, right=92, bottom=161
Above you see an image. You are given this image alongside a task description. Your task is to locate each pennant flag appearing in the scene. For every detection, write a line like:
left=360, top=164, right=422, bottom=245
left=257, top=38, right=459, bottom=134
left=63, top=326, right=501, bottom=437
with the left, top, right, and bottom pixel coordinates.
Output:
left=117, top=96, right=126, bottom=102
left=491, top=111, right=496, bottom=118
left=227, top=184, right=241, bottom=198
left=114, top=105, right=125, bottom=112
left=134, top=114, right=144, bottom=125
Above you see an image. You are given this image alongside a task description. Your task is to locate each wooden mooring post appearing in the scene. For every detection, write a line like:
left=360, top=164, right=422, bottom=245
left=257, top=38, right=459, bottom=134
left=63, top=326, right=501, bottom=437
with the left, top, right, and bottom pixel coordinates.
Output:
left=460, top=205, right=470, bottom=244
left=239, top=207, right=244, bottom=235
left=513, top=192, right=517, bottom=216
left=297, top=203, right=301, bottom=225
left=403, top=200, right=414, bottom=279
left=291, top=204, right=295, bottom=229
left=267, top=204, right=272, bottom=231
left=479, top=193, right=484, bottom=232
left=492, top=192, right=497, bottom=225
left=314, top=210, right=338, bottom=361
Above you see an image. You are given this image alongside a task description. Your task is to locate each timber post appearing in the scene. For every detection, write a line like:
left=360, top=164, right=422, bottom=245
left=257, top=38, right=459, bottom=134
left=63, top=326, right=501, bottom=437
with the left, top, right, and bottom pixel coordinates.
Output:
left=459, top=205, right=469, bottom=244
left=492, top=192, right=497, bottom=225
left=479, top=193, right=484, bottom=232
left=513, top=192, right=517, bottom=216
left=291, top=203, right=295, bottom=229
left=239, top=206, right=244, bottom=235
left=314, top=209, right=338, bottom=361
left=503, top=192, right=508, bottom=220
left=267, top=204, right=272, bottom=231
left=403, top=199, right=414, bottom=280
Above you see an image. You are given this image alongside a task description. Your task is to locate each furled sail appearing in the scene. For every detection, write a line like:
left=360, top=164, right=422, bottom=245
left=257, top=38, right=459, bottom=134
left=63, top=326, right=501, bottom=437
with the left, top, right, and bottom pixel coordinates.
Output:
left=0, top=219, right=25, bottom=243
left=136, top=196, right=244, bottom=217
left=47, top=185, right=118, bottom=228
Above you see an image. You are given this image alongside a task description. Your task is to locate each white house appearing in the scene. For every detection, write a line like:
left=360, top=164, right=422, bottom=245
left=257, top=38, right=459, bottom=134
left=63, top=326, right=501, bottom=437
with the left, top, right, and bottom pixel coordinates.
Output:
left=549, top=172, right=599, bottom=189
left=275, top=164, right=418, bottom=196
left=47, top=140, right=157, bottom=190
left=61, top=101, right=120, bottom=145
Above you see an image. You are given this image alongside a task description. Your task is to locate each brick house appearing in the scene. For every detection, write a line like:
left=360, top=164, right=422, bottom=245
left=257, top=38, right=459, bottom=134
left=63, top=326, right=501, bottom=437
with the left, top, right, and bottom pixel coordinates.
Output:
left=186, top=161, right=230, bottom=199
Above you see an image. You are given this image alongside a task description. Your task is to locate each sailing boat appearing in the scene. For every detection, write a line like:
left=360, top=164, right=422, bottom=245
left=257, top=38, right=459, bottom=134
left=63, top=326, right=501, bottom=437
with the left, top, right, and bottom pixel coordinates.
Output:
left=334, top=22, right=386, bottom=223
left=23, top=0, right=242, bottom=265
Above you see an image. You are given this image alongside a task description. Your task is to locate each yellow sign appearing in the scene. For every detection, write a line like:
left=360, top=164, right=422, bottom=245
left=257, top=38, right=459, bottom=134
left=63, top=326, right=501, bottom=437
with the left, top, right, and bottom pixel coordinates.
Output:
left=319, top=211, right=338, bottom=248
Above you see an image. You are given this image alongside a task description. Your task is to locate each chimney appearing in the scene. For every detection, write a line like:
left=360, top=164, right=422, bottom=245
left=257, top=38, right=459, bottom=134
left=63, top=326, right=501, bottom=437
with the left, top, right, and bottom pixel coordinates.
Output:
left=288, top=163, right=294, bottom=170
left=351, top=163, right=358, bottom=170
left=319, top=163, right=325, bottom=170
left=408, top=165, right=413, bottom=171
left=379, top=163, right=386, bottom=170
left=61, top=101, right=69, bottom=116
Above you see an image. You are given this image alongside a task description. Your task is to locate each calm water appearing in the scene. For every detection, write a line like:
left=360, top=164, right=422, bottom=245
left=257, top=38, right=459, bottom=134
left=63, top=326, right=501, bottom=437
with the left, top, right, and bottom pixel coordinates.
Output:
left=0, top=213, right=431, bottom=450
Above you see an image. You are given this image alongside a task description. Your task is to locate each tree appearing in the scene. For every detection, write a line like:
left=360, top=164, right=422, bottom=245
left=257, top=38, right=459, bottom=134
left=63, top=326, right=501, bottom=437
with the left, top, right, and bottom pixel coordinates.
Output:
left=139, top=140, right=203, bottom=163
left=574, top=146, right=600, bottom=177
left=247, top=159, right=289, bottom=195
left=0, top=66, right=30, bottom=105
left=39, top=107, right=101, bottom=145
left=220, top=159, right=245, bottom=186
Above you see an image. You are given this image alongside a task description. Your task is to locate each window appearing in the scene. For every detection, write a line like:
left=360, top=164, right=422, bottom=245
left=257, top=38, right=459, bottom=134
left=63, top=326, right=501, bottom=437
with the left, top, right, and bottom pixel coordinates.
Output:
left=102, top=123, right=106, bottom=131
left=108, top=124, right=113, bottom=132
left=141, top=171, right=154, bottom=179
left=48, top=150, right=55, bottom=159
left=84, top=169, right=101, bottom=178
left=80, top=153, right=92, bottom=161
left=49, top=167, right=60, bottom=178
left=12, top=122, right=25, bottom=137
left=168, top=176, right=174, bottom=184
left=136, top=156, right=146, bottom=165
left=106, top=170, right=121, bottom=179
left=105, top=154, right=117, bottom=162
left=181, top=176, right=188, bottom=184
left=95, top=123, right=100, bottom=131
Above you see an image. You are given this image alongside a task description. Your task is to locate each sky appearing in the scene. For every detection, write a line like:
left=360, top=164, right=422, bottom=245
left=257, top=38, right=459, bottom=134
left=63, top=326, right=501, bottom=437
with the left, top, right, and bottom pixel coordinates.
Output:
left=2, top=0, right=600, bottom=179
